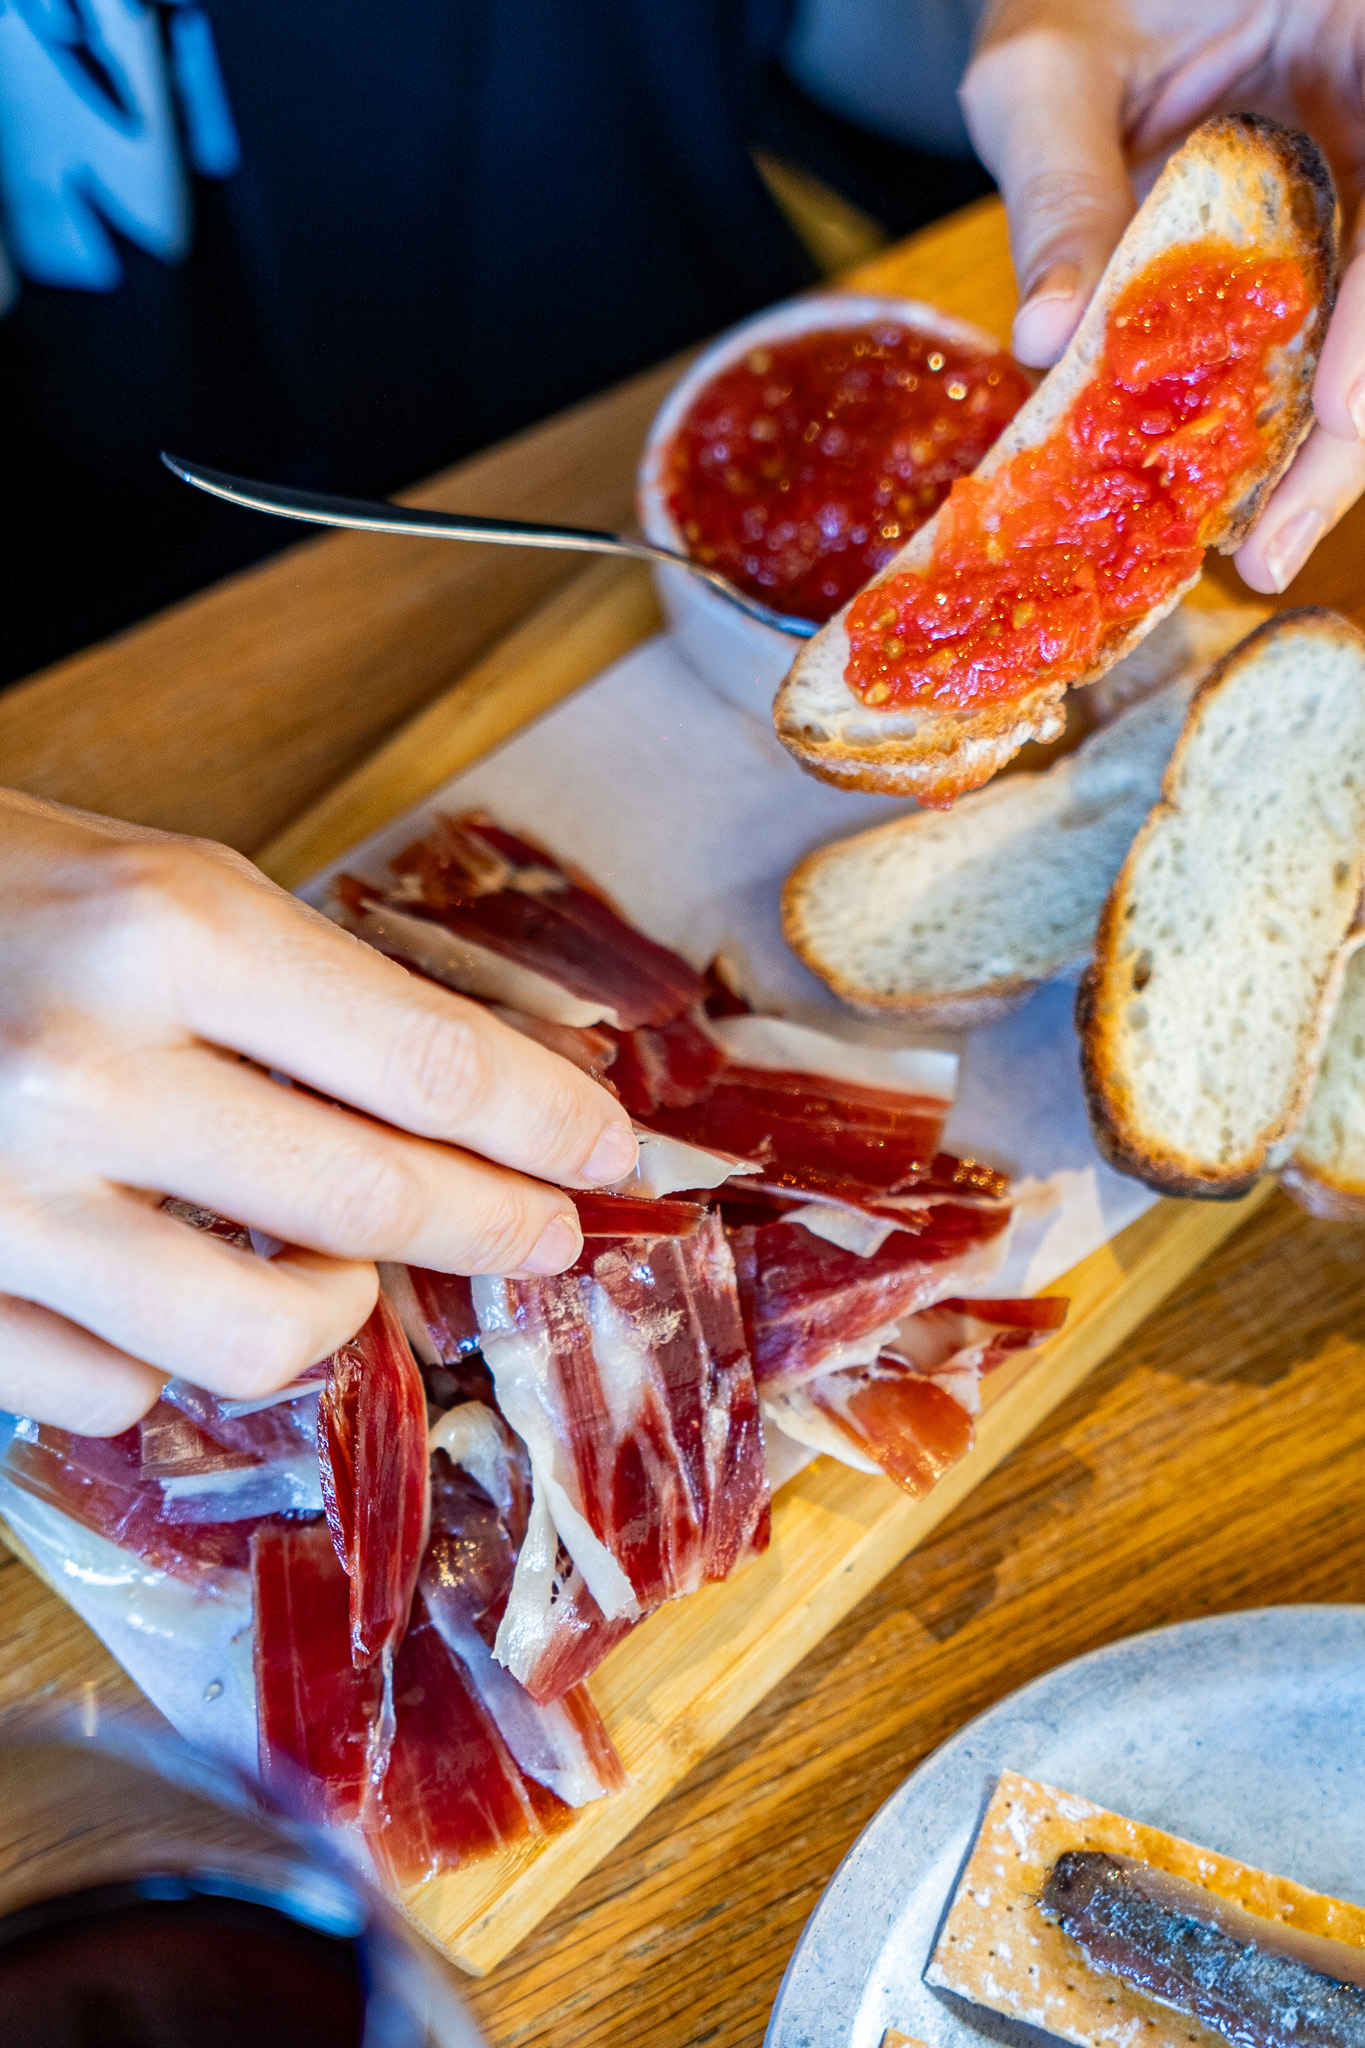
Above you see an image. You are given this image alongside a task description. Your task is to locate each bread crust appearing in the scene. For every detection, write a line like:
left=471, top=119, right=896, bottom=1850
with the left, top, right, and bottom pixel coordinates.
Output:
left=782, top=829, right=1047, bottom=1023
left=775, top=114, right=1340, bottom=803
left=1276, top=1159, right=1365, bottom=1221
left=1077, top=608, right=1365, bottom=1199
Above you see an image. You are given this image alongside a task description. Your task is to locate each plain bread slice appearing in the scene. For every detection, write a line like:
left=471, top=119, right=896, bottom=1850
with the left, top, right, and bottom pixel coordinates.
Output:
left=1280, top=950, right=1365, bottom=1218
left=1077, top=608, right=1365, bottom=1199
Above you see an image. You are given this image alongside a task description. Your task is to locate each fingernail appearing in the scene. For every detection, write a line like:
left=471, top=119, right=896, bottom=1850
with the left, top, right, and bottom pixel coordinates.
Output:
left=582, top=1122, right=638, bottom=1186
left=1019, top=260, right=1082, bottom=313
left=1013, top=263, right=1084, bottom=368
left=1348, top=374, right=1365, bottom=443
left=1262, top=507, right=1324, bottom=593
left=519, top=1213, right=583, bottom=1276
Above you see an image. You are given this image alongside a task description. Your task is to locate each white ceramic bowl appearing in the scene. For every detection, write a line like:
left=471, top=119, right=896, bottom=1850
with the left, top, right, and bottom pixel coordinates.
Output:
left=636, top=293, right=1008, bottom=721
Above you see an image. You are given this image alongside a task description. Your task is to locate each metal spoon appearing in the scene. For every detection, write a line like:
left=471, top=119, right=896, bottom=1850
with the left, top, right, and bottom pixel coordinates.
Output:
left=160, top=452, right=817, bottom=639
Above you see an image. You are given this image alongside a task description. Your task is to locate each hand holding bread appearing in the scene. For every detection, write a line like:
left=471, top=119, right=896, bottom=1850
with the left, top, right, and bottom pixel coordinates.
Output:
left=774, top=115, right=1338, bottom=806
left=963, top=0, right=1365, bottom=599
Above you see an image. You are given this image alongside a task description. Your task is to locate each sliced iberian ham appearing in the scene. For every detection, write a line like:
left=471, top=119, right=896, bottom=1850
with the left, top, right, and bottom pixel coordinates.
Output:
left=731, top=1207, right=1014, bottom=1390
left=6, top=818, right=1076, bottom=1879
left=421, top=1417, right=625, bottom=1806
left=317, top=1294, right=430, bottom=1672
left=365, top=1599, right=575, bottom=1885
left=253, top=1518, right=382, bottom=1827
left=137, top=1399, right=322, bottom=1524
left=761, top=1296, right=1068, bottom=1495
left=2, top=1419, right=258, bottom=1584
left=382, top=1266, right=640, bottom=1703
left=604, top=1011, right=726, bottom=1118
left=643, top=1015, right=962, bottom=1220
left=333, top=812, right=706, bottom=1029
left=471, top=1211, right=768, bottom=1700
left=315, top=1293, right=429, bottom=1828
left=887, top=1295, right=1070, bottom=1412
left=1, top=1373, right=330, bottom=1585
left=251, top=1519, right=578, bottom=1882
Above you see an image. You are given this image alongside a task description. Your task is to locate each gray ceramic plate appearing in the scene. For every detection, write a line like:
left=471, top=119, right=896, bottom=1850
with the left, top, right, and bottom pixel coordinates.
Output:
left=765, top=1606, right=1365, bottom=2048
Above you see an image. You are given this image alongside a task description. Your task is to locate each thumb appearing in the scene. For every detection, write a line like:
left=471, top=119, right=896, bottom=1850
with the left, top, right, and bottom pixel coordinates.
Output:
left=961, top=21, right=1134, bottom=367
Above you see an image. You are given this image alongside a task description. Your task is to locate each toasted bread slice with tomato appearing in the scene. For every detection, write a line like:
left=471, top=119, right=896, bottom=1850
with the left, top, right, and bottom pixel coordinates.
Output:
left=1077, top=610, right=1365, bottom=1200
left=774, top=115, right=1338, bottom=806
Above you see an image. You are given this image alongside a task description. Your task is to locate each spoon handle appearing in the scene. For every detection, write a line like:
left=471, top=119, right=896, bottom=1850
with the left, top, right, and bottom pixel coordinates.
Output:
left=161, top=453, right=648, bottom=558
left=160, top=453, right=815, bottom=638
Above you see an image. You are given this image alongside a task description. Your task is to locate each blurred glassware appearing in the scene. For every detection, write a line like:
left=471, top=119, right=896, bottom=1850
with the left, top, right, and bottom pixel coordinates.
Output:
left=0, top=1700, right=483, bottom=2048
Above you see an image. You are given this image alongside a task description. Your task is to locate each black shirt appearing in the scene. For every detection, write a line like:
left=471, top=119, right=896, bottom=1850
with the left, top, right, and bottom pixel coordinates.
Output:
left=1, top=1, right=816, bottom=683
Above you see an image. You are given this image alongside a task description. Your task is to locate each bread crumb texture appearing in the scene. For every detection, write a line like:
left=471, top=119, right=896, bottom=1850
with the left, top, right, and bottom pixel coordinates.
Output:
left=925, top=1770, right=1365, bottom=2048
left=1095, top=620, right=1365, bottom=1173
left=1290, top=949, right=1365, bottom=1193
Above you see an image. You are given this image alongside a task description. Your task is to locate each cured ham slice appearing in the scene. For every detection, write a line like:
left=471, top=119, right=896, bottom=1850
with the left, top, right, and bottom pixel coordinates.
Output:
left=646, top=1018, right=958, bottom=1209
left=381, top=1262, right=484, bottom=1383
left=888, top=1295, right=1069, bottom=1414
left=495, top=1546, right=636, bottom=1707
left=421, top=1431, right=625, bottom=1806
left=334, top=812, right=705, bottom=1029
left=648, top=1066, right=948, bottom=1198
left=364, top=1597, right=574, bottom=1886
left=717, top=1150, right=1013, bottom=1254
left=606, top=1012, right=725, bottom=1118
left=327, top=1277, right=627, bottom=1797
left=252, top=1520, right=573, bottom=1880
left=764, top=1363, right=975, bottom=1495
left=1, top=1415, right=284, bottom=1583
left=138, top=1399, right=322, bottom=1524
left=252, top=1518, right=383, bottom=1825
left=571, top=1192, right=706, bottom=1238
left=733, top=1209, right=1013, bottom=1390
left=472, top=1212, right=769, bottom=1698
left=762, top=1295, right=1068, bottom=1494
left=317, top=1295, right=430, bottom=1671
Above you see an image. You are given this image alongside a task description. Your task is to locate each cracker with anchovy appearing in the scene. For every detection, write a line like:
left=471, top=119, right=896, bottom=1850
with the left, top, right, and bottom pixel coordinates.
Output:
left=925, top=1771, right=1365, bottom=2048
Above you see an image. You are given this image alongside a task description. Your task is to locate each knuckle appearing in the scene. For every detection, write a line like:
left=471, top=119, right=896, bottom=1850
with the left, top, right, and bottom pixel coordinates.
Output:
left=208, top=1292, right=321, bottom=1396
left=461, top=1185, right=546, bottom=1275
left=0, top=1022, right=101, bottom=1152
left=83, top=839, right=220, bottom=972
left=387, top=1006, right=492, bottom=1131
left=327, top=1147, right=428, bottom=1253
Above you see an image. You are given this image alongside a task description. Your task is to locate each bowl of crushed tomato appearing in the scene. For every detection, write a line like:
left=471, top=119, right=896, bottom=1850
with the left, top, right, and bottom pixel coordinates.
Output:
left=638, top=295, right=1031, bottom=715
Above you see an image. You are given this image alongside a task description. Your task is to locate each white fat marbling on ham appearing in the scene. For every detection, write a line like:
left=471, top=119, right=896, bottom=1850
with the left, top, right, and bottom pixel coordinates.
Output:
left=335, top=899, right=621, bottom=1027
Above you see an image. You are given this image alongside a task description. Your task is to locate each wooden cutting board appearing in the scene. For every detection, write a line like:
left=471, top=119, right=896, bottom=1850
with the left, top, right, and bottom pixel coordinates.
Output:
left=0, top=195, right=1275, bottom=1975
left=252, top=580, right=1270, bottom=1977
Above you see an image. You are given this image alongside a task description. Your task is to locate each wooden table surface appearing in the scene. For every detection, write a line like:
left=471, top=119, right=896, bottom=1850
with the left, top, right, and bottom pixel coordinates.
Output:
left=3, top=196, right=1365, bottom=2047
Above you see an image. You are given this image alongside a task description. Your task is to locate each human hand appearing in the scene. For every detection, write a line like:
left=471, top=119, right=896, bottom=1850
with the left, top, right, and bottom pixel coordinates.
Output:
left=961, top=0, right=1365, bottom=593
left=0, top=789, right=638, bottom=1433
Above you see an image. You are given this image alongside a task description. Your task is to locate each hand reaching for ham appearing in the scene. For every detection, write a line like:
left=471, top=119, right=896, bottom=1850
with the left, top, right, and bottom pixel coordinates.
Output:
left=0, top=789, right=637, bottom=1435
left=961, top=0, right=1365, bottom=593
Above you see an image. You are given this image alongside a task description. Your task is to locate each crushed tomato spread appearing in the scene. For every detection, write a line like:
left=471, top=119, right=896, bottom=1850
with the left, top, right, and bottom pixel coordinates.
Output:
left=844, top=240, right=1310, bottom=713
left=663, top=323, right=1030, bottom=624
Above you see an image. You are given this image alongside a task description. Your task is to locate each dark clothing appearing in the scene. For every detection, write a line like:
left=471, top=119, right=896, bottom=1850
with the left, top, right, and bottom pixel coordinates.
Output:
left=0, top=2, right=988, bottom=684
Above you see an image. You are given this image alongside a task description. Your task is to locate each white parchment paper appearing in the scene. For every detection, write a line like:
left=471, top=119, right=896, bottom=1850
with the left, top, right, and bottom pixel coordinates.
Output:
left=304, top=629, right=1155, bottom=1294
